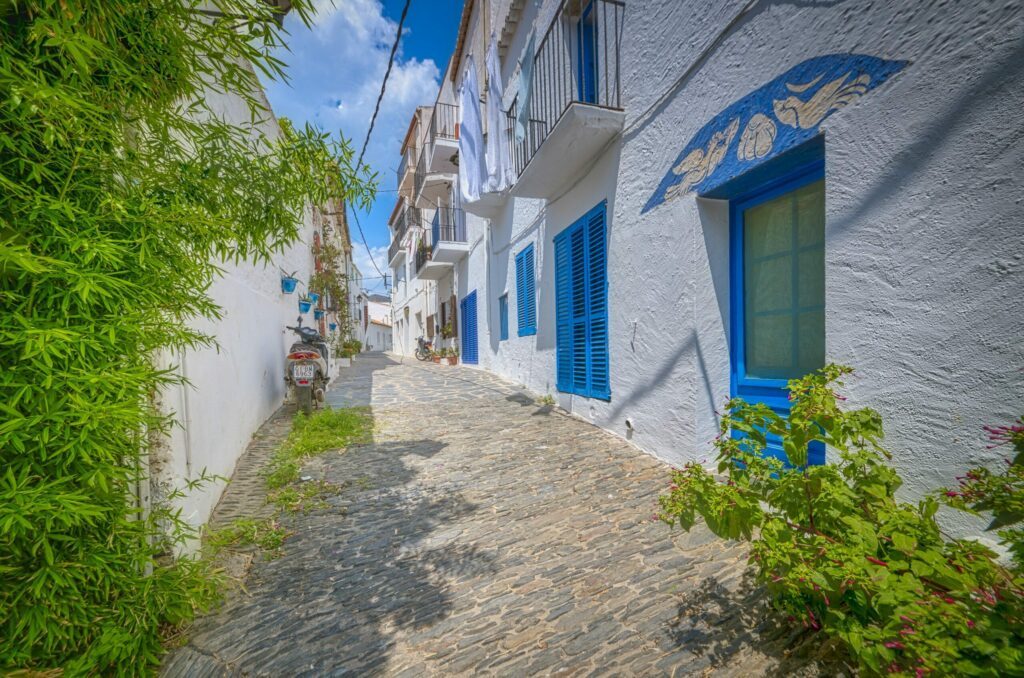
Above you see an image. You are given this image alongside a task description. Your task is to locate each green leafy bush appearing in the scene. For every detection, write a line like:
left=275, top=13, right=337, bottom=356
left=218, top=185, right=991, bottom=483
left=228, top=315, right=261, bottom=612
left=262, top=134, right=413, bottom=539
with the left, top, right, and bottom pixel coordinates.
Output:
left=659, top=365, right=1024, bottom=676
left=0, top=0, right=373, bottom=672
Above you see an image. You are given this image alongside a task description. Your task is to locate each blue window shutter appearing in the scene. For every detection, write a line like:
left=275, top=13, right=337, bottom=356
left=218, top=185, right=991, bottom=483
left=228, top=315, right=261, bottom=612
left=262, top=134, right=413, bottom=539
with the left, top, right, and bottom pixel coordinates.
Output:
left=554, top=234, right=572, bottom=392
left=516, top=244, right=536, bottom=336
left=586, top=204, right=609, bottom=398
left=460, top=291, right=478, bottom=364
left=499, top=294, right=509, bottom=341
left=554, top=202, right=610, bottom=401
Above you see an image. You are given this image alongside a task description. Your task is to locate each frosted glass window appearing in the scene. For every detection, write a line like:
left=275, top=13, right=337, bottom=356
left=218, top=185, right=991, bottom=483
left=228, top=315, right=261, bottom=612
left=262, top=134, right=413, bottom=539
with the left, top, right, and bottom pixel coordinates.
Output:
left=743, top=179, right=825, bottom=380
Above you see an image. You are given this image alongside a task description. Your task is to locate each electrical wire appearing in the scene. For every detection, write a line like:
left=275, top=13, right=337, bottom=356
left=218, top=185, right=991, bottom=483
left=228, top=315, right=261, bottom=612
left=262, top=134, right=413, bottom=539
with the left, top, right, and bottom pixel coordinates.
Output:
left=349, top=0, right=412, bottom=291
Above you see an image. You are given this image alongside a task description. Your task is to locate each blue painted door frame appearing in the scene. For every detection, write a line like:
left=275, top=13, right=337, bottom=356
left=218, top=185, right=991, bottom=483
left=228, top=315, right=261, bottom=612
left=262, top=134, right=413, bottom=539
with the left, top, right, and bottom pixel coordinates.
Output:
left=729, top=159, right=825, bottom=465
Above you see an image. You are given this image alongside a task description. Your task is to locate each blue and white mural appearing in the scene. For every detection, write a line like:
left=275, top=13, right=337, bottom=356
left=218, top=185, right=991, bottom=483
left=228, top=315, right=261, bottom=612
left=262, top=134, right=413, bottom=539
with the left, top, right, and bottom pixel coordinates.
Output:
left=642, top=54, right=908, bottom=213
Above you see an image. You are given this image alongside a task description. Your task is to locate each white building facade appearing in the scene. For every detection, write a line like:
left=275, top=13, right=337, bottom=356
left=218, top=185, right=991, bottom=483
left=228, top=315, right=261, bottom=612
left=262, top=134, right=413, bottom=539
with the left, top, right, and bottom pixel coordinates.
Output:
left=390, top=0, right=1024, bottom=539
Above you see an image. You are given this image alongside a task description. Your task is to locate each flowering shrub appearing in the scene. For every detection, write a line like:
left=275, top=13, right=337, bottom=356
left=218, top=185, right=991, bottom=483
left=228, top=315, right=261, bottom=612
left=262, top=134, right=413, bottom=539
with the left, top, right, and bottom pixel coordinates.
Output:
left=658, top=365, right=1024, bottom=675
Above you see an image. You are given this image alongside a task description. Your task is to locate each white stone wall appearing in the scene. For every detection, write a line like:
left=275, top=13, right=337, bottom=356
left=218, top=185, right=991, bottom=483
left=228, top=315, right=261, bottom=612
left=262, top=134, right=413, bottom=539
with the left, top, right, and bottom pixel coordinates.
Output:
left=154, top=82, right=318, bottom=544
left=453, top=0, right=1024, bottom=541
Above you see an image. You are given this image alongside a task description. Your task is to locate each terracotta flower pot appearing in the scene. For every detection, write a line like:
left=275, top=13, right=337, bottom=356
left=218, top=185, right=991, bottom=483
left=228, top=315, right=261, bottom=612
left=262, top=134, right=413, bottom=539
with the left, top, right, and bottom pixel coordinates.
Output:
left=447, top=357, right=458, bottom=365
left=432, top=356, right=441, bottom=364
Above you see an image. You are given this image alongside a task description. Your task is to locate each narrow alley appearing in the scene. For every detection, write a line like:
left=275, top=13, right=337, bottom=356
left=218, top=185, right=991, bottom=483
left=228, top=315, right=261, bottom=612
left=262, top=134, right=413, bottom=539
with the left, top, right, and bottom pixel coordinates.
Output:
left=164, top=354, right=838, bottom=677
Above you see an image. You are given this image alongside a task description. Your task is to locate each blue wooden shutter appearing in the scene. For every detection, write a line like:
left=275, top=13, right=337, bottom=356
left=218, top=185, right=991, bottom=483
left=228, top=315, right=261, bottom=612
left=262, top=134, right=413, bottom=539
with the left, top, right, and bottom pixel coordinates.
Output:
left=555, top=234, right=572, bottom=391
left=498, top=294, right=509, bottom=341
left=460, top=291, right=478, bottom=364
left=586, top=204, right=609, bottom=398
left=516, top=244, right=536, bottom=336
left=554, top=202, right=610, bottom=400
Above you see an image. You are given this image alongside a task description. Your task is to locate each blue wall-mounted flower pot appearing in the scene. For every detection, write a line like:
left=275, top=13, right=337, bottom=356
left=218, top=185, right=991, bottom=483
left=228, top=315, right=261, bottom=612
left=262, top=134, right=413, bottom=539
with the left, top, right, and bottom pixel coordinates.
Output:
left=298, top=299, right=312, bottom=313
left=329, top=323, right=337, bottom=331
left=281, top=276, right=298, bottom=294
left=314, top=309, right=325, bottom=320
left=308, top=292, right=320, bottom=305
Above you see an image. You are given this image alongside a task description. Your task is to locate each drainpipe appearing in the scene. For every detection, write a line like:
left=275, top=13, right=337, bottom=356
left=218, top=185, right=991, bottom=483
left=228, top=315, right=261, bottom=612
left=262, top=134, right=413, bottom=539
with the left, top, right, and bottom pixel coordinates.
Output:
left=178, top=348, right=194, bottom=478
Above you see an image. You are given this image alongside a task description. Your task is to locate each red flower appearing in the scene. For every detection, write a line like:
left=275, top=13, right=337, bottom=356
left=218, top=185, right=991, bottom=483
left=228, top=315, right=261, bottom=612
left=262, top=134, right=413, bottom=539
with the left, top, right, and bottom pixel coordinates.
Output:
left=885, top=641, right=906, bottom=650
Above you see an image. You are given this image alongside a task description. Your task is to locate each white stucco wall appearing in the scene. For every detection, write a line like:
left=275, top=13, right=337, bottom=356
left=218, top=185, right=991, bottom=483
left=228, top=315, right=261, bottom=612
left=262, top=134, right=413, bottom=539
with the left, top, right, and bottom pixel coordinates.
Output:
left=153, top=72, right=320, bottom=545
left=452, top=0, right=1024, bottom=541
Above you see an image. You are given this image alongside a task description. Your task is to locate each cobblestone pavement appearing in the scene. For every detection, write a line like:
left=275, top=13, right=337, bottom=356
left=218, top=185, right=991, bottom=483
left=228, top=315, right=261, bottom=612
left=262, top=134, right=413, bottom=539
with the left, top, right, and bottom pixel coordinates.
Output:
left=164, top=353, right=840, bottom=677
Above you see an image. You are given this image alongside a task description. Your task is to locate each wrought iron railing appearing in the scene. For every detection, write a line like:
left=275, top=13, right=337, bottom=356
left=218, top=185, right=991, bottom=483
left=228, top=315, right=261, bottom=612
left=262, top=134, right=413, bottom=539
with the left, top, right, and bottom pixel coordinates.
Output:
left=506, top=0, right=624, bottom=178
left=415, top=240, right=431, bottom=272
left=428, top=103, right=459, bottom=143
left=387, top=204, right=419, bottom=261
left=396, top=145, right=416, bottom=197
left=431, top=207, right=467, bottom=252
left=414, top=149, right=427, bottom=200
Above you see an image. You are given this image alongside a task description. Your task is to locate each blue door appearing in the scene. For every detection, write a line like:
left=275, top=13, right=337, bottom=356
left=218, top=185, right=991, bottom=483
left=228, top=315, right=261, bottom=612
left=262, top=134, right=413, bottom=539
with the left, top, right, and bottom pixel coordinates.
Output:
left=576, top=1, right=598, bottom=104
left=730, top=161, right=825, bottom=465
left=460, top=291, right=478, bottom=364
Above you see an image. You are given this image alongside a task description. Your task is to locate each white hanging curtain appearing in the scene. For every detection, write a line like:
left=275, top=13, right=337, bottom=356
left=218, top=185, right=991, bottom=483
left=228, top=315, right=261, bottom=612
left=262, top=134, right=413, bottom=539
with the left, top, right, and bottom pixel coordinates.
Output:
left=484, top=34, right=513, bottom=193
left=458, top=55, right=486, bottom=203
left=515, top=29, right=536, bottom=143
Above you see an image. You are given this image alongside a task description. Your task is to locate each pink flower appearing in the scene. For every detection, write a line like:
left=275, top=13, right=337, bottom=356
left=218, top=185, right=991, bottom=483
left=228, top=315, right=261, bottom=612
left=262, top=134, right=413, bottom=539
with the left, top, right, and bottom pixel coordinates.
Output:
left=885, top=641, right=906, bottom=650
left=966, top=620, right=976, bottom=629
left=945, top=491, right=959, bottom=498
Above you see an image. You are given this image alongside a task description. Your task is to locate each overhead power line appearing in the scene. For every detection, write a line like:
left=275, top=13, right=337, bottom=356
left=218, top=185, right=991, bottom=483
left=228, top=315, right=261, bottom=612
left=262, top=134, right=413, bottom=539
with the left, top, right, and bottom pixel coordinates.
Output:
left=349, top=0, right=411, bottom=289
left=357, top=0, right=412, bottom=170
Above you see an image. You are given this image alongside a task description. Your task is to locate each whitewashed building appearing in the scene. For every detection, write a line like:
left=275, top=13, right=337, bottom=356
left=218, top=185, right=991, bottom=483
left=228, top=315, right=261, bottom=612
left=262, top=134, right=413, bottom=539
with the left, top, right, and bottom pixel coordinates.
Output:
left=389, top=0, right=1024, bottom=539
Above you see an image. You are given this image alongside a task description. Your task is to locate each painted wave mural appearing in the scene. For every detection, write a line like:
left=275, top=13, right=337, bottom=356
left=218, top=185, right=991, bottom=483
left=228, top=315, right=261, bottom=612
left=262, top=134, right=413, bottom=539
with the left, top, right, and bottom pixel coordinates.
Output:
left=642, top=53, right=908, bottom=213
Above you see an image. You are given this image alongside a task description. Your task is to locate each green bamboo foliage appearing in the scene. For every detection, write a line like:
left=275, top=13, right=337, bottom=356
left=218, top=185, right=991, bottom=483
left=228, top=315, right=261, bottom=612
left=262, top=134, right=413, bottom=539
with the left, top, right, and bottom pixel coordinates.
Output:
left=0, top=0, right=374, bottom=672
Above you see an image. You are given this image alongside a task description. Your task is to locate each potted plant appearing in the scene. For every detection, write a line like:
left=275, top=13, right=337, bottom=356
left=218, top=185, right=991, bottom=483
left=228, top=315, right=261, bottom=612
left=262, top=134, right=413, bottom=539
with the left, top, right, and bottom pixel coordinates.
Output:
left=314, top=308, right=325, bottom=320
left=431, top=349, right=442, bottom=364
left=440, top=322, right=454, bottom=339
left=447, top=346, right=459, bottom=366
left=308, top=292, right=321, bottom=306
left=280, top=270, right=299, bottom=294
left=329, top=322, right=338, bottom=332
left=298, top=295, right=313, bottom=313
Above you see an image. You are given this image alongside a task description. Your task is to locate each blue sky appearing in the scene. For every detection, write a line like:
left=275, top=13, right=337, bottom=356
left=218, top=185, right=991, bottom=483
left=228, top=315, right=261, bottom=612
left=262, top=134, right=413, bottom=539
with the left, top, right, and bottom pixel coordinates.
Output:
left=263, top=0, right=464, bottom=294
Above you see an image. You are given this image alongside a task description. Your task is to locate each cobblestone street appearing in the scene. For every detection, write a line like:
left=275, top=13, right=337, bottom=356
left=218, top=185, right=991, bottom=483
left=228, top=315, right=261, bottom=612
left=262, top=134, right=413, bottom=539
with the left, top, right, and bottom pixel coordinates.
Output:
left=164, top=353, right=836, bottom=677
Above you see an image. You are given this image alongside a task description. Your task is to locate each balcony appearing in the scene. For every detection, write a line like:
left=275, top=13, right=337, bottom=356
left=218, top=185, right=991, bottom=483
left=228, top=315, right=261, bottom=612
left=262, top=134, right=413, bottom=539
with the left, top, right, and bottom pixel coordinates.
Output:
left=396, top=145, right=416, bottom=200
left=414, top=144, right=456, bottom=209
left=430, top=207, right=469, bottom=264
left=387, top=204, right=419, bottom=266
left=424, top=103, right=459, bottom=175
left=507, top=0, right=625, bottom=199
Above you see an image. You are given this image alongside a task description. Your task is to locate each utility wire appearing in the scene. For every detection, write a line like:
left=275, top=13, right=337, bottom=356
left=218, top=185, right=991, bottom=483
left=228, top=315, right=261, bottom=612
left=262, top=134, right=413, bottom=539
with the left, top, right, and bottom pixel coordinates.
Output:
left=357, top=0, right=412, bottom=170
left=349, top=0, right=412, bottom=289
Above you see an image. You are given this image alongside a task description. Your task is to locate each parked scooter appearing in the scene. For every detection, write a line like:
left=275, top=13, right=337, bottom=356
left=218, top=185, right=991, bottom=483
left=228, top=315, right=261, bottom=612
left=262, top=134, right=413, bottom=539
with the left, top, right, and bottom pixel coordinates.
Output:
left=285, top=317, right=330, bottom=414
left=414, top=336, right=433, bottom=362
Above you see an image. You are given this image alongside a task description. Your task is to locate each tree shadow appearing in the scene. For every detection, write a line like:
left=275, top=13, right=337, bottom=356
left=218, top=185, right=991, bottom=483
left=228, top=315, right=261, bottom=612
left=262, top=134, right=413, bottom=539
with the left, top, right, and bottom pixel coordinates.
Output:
left=163, top=420, right=499, bottom=675
left=666, top=573, right=854, bottom=676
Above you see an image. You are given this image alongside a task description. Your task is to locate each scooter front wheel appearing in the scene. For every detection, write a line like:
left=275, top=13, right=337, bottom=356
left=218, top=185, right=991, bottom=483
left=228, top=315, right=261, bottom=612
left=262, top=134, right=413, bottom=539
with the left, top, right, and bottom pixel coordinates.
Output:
left=296, top=386, right=313, bottom=414
left=415, top=349, right=429, bottom=361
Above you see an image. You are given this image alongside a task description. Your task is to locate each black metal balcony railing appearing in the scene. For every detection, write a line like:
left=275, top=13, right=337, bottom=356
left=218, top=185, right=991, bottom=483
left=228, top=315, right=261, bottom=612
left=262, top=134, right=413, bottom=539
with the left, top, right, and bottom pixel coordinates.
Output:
left=388, top=205, right=419, bottom=261
left=431, top=207, right=467, bottom=252
left=415, top=240, right=430, bottom=272
left=506, top=0, right=624, bottom=178
left=428, top=103, right=459, bottom=145
left=396, top=145, right=416, bottom=197
left=388, top=235, right=404, bottom=263
left=414, top=150, right=427, bottom=199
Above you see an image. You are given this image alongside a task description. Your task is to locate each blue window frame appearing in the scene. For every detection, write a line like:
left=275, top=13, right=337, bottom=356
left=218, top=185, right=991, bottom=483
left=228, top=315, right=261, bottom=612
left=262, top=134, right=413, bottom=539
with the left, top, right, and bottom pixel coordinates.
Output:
left=730, top=159, right=825, bottom=465
left=554, top=201, right=609, bottom=400
left=515, top=243, right=537, bottom=336
left=576, top=1, right=598, bottom=104
left=498, top=293, right=509, bottom=341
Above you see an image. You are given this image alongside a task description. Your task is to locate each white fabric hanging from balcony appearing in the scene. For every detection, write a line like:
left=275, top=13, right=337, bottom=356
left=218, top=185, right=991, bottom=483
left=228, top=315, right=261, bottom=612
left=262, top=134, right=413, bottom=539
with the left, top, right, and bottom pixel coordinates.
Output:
left=515, top=28, right=536, bottom=143
left=485, top=35, right=513, bottom=193
left=458, top=55, right=486, bottom=203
